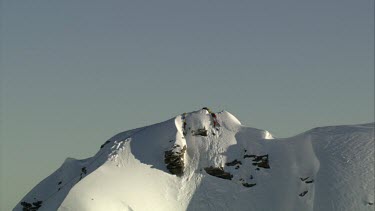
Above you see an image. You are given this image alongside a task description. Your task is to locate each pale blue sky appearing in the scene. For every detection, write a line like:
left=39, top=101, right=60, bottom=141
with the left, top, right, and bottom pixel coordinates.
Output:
left=1, top=0, right=374, bottom=210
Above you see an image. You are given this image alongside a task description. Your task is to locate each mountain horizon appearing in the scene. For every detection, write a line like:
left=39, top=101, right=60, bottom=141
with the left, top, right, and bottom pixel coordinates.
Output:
left=14, top=109, right=374, bottom=211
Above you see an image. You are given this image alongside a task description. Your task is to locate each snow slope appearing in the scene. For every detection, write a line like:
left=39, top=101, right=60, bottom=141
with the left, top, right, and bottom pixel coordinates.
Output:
left=14, top=109, right=374, bottom=211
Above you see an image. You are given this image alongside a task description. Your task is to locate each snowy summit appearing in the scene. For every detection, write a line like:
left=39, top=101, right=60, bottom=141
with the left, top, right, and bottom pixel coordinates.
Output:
left=15, top=109, right=374, bottom=211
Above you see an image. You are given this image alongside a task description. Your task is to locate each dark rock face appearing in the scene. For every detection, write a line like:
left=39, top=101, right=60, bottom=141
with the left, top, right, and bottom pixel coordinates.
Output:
left=100, top=140, right=110, bottom=149
left=79, top=167, right=88, bottom=181
left=225, top=159, right=242, bottom=166
left=164, top=145, right=187, bottom=176
left=299, top=190, right=308, bottom=197
left=305, top=179, right=314, bottom=184
left=242, top=183, right=256, bottom=188
left=300, top=177, right=309, bottom=181
left=204, top=166, right=233, bottom=180
left=300, top=177, right=314, bottom=184
left=243, top=154, right=256, bottom=159
left=256, top=161, right=270, bottom=169
left=252, top=155, right=268, bottom=162
left=193, top=128, right=208, bottom=136
left=20, top=200, right=42, bottom=211
left=245, top=154, right=270, bottom=169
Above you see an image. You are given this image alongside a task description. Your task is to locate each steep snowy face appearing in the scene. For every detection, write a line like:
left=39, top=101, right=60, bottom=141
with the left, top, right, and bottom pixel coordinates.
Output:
left=14, top=110, right=374, bottom=211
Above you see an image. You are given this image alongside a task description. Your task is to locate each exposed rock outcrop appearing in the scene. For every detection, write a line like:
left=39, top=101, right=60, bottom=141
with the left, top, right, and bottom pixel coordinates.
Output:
left=192, top=128, right=208, bottom=136
left=100, top=140, right=110, bottom=149
left=225, top=159, right=242, bottom=166
left=299, top=190, right=308, bottom=197
left=242, top=183, right=256, bottom=188
left=20, top=200, right=42, bottom=211
left=245, top=154, right=270, bottom=169
left=164, top=145, right=187, bottom=176
left=204, top=166, right=233, bottom=180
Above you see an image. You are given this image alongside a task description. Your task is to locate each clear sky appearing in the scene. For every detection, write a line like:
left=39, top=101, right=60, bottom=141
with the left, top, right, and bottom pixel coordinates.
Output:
left=1, top=0, right=373, bottom=210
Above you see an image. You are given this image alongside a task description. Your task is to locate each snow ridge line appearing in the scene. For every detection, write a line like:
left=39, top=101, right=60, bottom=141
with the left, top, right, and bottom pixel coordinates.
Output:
left=31, top=127, right=150, bottom=208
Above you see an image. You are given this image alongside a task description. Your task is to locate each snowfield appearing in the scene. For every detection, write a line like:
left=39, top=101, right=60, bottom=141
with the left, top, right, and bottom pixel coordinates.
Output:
left=14, top=109, right=374, bottom=211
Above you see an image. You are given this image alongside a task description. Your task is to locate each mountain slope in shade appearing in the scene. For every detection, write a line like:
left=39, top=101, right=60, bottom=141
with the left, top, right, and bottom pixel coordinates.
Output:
left=14, top=109, right=374, bottom=211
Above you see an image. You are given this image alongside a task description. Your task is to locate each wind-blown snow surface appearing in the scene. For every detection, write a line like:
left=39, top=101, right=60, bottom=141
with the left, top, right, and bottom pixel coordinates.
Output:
left=14, top=110, right=374, bottom=211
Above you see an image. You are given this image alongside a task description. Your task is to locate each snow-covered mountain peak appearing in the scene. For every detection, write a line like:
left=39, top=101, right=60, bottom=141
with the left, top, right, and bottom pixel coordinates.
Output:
left=177, top=108, right=242, bottom=130
left=14, top=110, right=374, bottom=211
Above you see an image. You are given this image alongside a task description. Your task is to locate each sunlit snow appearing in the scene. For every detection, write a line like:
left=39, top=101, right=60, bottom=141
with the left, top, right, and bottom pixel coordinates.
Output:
left=14, top=109, right=374, bottom=211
